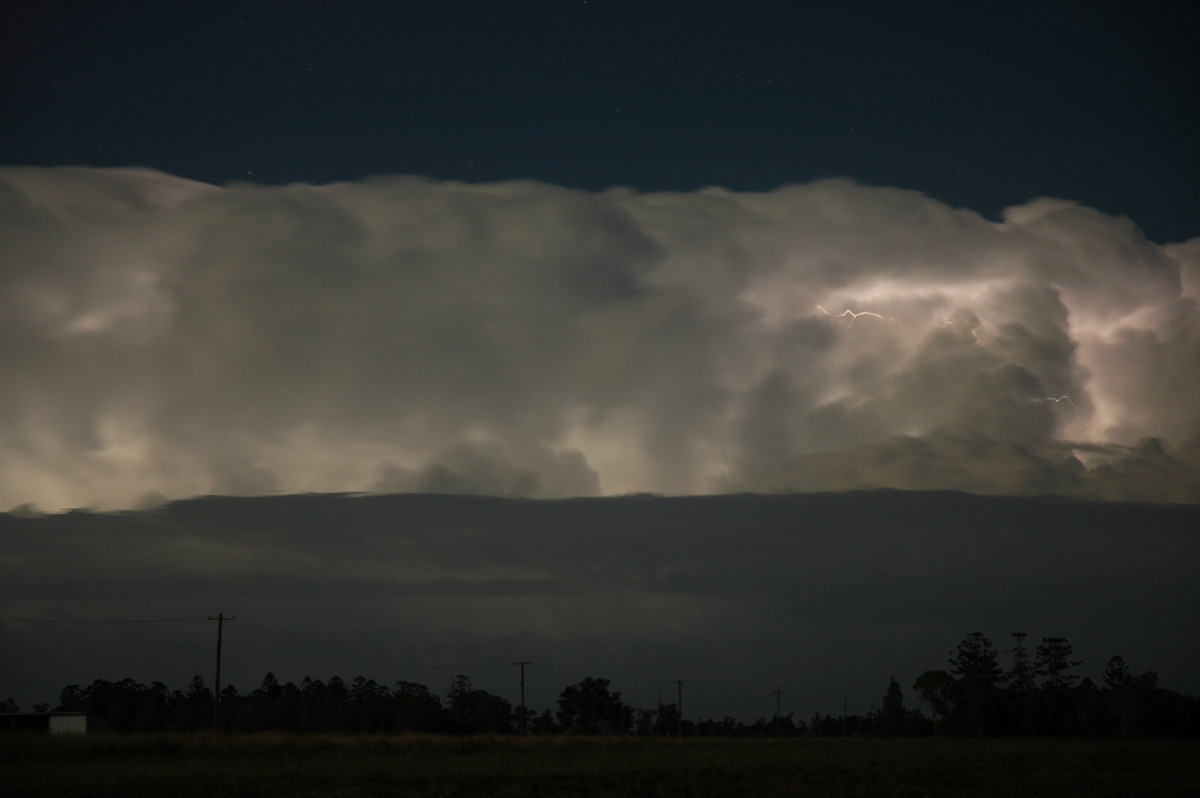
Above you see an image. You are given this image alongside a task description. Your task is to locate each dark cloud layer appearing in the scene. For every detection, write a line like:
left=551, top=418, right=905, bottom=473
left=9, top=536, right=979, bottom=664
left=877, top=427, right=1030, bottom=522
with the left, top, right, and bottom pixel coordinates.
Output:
left=1, top=167, right=1198, bottom=509
left=2, top=492, right=1197, bottom=720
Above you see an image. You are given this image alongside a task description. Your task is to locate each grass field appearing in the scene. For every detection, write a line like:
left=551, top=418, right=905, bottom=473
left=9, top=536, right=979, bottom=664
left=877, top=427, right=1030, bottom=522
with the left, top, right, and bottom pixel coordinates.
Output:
left=3, top=733, right=1198, bottom=797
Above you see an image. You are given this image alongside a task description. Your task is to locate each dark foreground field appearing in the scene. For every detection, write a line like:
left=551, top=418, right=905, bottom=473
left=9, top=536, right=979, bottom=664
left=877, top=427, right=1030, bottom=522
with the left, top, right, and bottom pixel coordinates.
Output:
left=3, top=733, right=1198, bottom=797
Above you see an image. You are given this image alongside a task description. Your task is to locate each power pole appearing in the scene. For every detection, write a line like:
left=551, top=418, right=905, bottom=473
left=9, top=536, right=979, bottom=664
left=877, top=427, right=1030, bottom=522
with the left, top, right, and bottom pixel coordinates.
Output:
left=513, top=661, right=531, bottom=734
left=672, top=680, right=685, bottom=738
left=773, top=687, right=785, bottom=737
left=208, top=614, right=234, bottom=730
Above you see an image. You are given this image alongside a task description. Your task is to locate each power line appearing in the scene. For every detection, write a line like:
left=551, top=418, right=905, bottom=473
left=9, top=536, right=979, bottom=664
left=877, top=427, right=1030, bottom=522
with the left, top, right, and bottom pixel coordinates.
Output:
left=234, top=621, right=511, bottom=673
left=0, top=615, right=208, bottom=624
left=390, top=663, right=513, bottom=673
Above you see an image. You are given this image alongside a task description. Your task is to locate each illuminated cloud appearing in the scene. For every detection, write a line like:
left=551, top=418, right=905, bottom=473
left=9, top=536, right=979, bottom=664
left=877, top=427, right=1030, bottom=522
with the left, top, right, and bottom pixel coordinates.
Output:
left=1, top=167, right=1197, bottom=509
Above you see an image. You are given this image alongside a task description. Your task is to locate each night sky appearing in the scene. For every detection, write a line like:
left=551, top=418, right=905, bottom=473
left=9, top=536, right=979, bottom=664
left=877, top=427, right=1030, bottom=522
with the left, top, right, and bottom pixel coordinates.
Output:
left=1, top=1, right=1198, bottom=722
left=3, top=1, right=1197, bottom=241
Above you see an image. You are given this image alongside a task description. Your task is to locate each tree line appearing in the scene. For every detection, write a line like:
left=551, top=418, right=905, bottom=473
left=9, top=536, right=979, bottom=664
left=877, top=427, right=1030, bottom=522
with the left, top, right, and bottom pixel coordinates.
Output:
left=4, top=632, right=1197, bottom=737
left=910, top=632, right=1199, bottom=737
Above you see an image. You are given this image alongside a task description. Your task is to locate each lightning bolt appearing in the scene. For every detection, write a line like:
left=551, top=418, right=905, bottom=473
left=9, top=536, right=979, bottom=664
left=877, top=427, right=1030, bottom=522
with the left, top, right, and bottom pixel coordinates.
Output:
left=817, top=306, right=892, bottom=326
left=1039, top=394, right=1083, bottom=420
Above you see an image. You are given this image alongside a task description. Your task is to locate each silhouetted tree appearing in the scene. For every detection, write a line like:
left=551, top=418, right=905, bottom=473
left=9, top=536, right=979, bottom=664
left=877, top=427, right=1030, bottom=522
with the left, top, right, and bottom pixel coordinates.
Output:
left=809, top=712, right=837, bottom=736
left=239, top=672, right=286, bottom=731
left=392, top=681, right=443, bottom=733
left=348, top=676, right=389, bottom=731
left=695, top=715, right=744, bottom=737
left=1075, top=677, right=1111, bottom=735
left=556, top=677, right=632, bottom=735
left=322, top=676, right=350, bottom=730
left=1001, top=632, right=1040, bottom=735
left=468, top=690, right=514, bottom=734
left=1035, top=637, right=1080, bottom=689
left=445, top=674, right=474, bottom=730
left=634, top=706, right=656, bottom=736
left=875, top=677, right=907, bottom=736
left=1104, top=655, right=1131, bottom=689
left=132, top=681, right=171, bottom=731
left=654, top=702, right=681, bottom=737
left=218, top=684, right=241, bottom=730
left=1005, top=632, right=1036, bottom=692
left=162, top=676, right=207, bottom=729
left=99, top=679, right=136, bottom=731
left=530, top=707, right=557, bottom=734
left=445, top=674, right=478, bottom=733
left=513, top=704, right=537, bottom=735
left=444, top=674, right=513, bottom=734
left=186, top=675, right=213, bottom=706
left=912, top=669, right=952, bottom=732
left=946, top=632, right=1003, bottom=735
left=950, top=632, right=1002, bottom=689
left=56, top=685, right=86, bottom=712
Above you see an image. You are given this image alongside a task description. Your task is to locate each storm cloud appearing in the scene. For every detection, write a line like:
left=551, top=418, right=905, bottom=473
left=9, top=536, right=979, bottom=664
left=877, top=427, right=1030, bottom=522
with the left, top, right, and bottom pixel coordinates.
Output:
left=2, top=167, right=1198, bottom=510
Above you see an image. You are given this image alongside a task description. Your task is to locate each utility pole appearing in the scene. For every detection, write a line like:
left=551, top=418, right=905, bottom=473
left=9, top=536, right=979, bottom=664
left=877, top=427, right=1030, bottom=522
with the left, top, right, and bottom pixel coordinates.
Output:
left=513, top=661, right=531, bottom=734
left=208, top=614, right=234, bottom=730
left=672, top=680, right=685, bottom=738
left=773, top=687, right=785, bottom=737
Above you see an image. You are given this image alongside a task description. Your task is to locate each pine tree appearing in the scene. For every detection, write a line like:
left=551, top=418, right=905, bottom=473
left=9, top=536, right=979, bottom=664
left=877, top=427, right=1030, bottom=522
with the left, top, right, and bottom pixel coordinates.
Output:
left=1034, top=637, right=1080, bottom=689
left=949, top=632, right=1001, bottom=690
left=1005, top=632, right=1036, bottom=691
left=1103, top=655, right=1131, bottom=689
left=877, top=677, right=907, bottom=736
left=946, top=632, right=1003, bottom=735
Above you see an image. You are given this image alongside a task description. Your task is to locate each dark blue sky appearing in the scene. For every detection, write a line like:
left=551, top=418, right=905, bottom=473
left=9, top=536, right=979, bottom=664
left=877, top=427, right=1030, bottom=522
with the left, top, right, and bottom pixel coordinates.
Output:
left=2, top=0, right=1196, bottom=242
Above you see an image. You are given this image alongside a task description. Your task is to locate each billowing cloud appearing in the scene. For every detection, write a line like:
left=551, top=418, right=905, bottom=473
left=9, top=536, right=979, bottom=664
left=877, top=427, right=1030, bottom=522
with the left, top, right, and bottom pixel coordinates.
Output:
left=1, top=167, right=1198, bottom=510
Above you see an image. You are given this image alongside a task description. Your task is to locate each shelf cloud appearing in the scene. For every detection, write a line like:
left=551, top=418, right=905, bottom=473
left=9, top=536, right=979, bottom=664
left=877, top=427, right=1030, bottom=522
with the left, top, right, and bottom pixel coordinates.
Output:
left=2, top=167, right=1198, bottom=510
